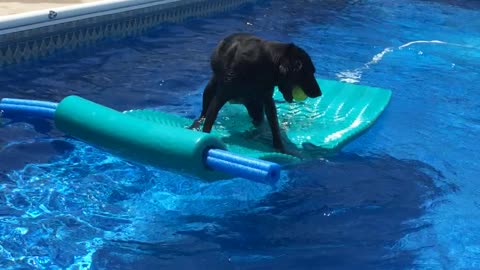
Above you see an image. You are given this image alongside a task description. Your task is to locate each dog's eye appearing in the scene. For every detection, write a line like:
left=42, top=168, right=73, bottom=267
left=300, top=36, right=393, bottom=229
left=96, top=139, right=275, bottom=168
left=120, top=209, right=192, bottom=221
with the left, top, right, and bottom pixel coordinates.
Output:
left=294, top=60, right=303, bottom=72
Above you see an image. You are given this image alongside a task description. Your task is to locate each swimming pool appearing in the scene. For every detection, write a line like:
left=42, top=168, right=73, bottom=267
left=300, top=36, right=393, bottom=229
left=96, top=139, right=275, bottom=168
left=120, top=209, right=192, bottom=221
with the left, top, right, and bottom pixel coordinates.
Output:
left=1, top=0, right=479, bottom=268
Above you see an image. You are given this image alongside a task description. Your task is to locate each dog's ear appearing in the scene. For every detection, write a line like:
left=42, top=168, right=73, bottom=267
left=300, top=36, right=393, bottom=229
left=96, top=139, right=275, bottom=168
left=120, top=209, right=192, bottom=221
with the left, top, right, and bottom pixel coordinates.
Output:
left=279, top=43, right=303, bottom=76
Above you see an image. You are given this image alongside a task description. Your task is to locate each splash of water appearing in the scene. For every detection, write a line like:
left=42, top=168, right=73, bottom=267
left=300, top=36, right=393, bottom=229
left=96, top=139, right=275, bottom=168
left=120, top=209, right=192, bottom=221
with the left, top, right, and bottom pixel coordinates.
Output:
left=336, top=40, right=478, bottom=84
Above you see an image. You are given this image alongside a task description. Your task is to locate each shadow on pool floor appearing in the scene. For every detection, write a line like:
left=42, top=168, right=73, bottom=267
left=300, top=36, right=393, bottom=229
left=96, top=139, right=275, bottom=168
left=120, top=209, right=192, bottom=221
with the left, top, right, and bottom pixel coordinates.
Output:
left=90, top=152, right=454, bottom=270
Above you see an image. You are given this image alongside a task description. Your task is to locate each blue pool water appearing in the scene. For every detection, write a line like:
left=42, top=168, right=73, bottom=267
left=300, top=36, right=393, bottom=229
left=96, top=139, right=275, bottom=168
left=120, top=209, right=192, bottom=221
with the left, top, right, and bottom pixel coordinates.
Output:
left=1, top=0, right=479, bottom=269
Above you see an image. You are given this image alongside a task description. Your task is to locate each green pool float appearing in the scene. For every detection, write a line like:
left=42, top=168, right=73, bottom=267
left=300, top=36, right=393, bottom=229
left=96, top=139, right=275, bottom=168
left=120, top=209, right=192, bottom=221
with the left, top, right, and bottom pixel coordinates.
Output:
left=1, top=78, right=391, bottom=182
left=123, top=78, right=392, bottom=164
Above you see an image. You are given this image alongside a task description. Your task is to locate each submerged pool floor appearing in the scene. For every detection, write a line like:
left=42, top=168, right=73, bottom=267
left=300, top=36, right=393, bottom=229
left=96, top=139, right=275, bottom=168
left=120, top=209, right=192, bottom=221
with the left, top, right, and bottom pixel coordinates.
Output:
left=0, top=0, right=479, bottom=269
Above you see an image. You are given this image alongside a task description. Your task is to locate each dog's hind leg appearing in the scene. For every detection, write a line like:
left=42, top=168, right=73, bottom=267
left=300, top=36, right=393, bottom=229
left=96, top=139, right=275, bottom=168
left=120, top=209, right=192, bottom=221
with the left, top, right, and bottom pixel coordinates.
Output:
left=245, top=100, right=265, bottom=127
left=189, top=77, right=217, bottom=130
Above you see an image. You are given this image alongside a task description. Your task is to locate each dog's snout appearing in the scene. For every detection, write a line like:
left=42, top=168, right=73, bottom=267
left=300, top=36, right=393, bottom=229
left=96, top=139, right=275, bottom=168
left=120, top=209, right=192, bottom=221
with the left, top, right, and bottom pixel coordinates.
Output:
left=301, top=75, right=322, bottom=98
left=306, top=83, right=322, bottom=98
left=308, top=91, right=321, bottom=98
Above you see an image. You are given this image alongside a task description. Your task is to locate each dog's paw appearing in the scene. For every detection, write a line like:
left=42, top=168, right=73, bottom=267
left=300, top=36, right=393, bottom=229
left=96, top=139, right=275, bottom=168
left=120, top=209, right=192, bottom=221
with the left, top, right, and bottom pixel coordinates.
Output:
left=283, top=149, right=303, bottom=159
left=188, top=125, right=201, bottom=131
left=188, top=118, right=204, bottom=130
left=274, top=146, right=302, bottom=159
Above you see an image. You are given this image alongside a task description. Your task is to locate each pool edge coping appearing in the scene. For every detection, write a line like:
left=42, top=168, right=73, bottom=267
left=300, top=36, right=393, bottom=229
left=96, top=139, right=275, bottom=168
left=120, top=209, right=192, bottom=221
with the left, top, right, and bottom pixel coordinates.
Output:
left=0, top=0, right=258, bottom=66
left=0, top=0, right=197, bottom=34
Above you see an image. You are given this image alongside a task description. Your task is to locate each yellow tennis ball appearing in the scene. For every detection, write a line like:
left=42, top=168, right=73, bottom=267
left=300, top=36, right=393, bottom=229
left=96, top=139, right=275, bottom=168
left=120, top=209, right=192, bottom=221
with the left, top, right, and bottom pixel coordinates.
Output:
left=292, top=86, right=307, bottom=101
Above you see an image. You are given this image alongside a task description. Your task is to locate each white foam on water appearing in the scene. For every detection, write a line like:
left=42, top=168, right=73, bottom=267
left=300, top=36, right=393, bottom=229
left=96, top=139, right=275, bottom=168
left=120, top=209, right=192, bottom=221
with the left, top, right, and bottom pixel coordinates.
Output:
left=398, top=39, right=447, bottom=49
left=335, top=39, right=479, bottom=84
left=336, top=47, right=393, bottom=83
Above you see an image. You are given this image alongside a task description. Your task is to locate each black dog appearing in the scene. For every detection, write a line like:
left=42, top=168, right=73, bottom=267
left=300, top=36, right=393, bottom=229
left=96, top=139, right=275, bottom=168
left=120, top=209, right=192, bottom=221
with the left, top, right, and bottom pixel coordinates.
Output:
left=190, top=33, right=322, bottom=154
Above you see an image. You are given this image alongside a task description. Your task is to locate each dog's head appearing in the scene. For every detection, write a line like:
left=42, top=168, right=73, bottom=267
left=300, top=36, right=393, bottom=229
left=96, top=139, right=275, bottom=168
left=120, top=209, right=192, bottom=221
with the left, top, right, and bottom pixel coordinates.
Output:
left=276, top=44, right=322, bottom=103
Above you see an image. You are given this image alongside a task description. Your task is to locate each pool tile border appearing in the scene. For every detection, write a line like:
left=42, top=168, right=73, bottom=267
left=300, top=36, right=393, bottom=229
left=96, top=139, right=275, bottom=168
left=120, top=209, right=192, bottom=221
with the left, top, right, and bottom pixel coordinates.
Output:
left=0, top=0, right=256, bottom=66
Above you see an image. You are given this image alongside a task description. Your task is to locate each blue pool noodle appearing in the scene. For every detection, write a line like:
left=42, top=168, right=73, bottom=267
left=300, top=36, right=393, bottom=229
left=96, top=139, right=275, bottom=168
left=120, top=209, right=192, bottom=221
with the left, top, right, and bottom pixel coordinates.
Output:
left=0, top=97, right=281, bottom=184
left=206, top=153, right=280, bottom=185
left=207, top=148, right=279, bottom=172
left=1, top=98, right=58, bottom=109
left=0, top=103, right=56, bottom=119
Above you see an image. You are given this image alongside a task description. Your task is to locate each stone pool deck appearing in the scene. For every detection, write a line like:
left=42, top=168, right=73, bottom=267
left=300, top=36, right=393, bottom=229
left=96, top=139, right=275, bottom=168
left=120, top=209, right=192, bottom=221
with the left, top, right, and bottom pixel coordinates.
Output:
left=0, top=0, right=104, bottom=17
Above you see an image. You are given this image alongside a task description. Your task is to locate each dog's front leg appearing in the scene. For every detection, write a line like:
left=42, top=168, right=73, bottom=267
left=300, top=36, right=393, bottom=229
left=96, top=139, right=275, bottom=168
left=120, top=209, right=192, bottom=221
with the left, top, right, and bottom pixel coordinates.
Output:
left=264, top=96, right=285, bottom=152
left=189, top=77, right=217, bottom=130
left=202, top=94, right=228, bottom=133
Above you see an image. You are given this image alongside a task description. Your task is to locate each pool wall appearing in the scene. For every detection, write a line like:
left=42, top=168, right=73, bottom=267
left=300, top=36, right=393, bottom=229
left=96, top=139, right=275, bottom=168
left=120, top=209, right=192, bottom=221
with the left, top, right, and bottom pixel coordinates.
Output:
left=0, top=0, right=257, bottom=66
